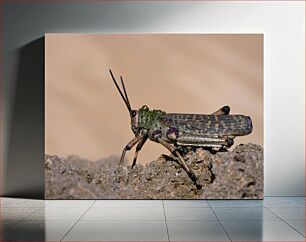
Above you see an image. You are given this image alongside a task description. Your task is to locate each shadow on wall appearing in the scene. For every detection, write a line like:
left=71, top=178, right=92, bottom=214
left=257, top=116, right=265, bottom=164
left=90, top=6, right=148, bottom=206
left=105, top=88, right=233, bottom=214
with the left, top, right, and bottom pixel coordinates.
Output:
left=5, top=37, right=45, bottom=199
left=1, top=218, right=45, bottom=240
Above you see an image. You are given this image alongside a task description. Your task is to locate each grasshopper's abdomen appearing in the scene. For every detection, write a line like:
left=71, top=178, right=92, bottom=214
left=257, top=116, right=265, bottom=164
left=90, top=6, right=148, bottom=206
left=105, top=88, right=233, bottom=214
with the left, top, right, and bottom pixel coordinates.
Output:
left=159, top=114, right=252, bottom=148
left=162, top=114, right=252, bottom=137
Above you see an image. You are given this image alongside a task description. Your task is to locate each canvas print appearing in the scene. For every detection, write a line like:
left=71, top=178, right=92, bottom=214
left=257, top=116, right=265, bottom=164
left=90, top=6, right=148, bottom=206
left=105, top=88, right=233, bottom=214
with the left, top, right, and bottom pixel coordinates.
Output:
left=45, top=34, right=263, bottom=199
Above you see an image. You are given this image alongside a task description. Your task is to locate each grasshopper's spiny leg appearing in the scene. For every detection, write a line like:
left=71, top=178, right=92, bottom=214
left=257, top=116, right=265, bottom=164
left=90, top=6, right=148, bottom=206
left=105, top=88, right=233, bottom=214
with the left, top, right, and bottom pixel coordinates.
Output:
left=211, top=105, right=230, bottom=115
left=157, top=138, right=191, bottom=173
left=132, top=136, right=148, bottom=169
left=157, top=138, right=201, bottom=188
left=119, top=136, right=143, bottom=166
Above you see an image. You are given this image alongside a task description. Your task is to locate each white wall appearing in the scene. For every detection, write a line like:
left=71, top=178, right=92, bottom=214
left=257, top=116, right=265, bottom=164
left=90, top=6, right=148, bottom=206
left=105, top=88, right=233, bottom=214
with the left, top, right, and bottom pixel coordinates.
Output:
left=2, top=1, right=304, bottom=197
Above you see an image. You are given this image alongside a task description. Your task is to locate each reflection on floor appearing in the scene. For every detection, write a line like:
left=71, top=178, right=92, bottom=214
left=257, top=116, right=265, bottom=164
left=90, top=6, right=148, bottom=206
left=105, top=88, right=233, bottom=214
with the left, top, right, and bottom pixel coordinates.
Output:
left=0, top=197, right=305, bottom=241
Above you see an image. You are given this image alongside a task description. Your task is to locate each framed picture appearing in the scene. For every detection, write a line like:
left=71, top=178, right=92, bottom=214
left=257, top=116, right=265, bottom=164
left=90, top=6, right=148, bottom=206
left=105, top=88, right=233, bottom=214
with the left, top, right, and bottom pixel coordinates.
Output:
left=45, top=34, right=263, bottom=199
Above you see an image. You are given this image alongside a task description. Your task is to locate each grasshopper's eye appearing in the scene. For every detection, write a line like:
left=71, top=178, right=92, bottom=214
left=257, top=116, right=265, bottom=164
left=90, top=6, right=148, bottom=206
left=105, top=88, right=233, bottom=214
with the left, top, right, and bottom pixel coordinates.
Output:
left=131, top=111, right=136, bottom=117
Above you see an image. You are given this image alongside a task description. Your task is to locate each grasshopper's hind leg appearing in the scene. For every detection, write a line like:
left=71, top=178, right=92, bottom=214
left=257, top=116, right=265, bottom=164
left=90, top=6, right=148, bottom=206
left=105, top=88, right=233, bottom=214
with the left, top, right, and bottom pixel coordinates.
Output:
left=119, top=136, right=143, bottom=166
left=131, top=136, right=148, bottom=169
left=157, top=138, right=202, bottom=189
left=211, top=106, right=230, bottom=115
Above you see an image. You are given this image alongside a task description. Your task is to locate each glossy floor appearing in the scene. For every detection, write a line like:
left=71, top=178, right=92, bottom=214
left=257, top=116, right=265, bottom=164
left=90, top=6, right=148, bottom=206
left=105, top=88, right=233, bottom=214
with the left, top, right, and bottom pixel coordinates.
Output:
left=0, top=197, right=305, bottom=241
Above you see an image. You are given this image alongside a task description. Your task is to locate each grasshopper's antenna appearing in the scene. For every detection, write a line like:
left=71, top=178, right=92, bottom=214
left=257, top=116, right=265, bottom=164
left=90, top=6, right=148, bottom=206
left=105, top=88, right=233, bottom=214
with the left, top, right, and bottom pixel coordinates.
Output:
left=109, top=69, right=132, bottom=113
left=120, top=76, right=132, bottom=111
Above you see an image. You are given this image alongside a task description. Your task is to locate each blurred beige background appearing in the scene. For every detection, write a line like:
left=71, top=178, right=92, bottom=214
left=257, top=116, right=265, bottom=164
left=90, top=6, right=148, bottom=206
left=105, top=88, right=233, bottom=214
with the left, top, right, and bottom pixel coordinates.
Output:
left=45, top=34, right=263, bottom=164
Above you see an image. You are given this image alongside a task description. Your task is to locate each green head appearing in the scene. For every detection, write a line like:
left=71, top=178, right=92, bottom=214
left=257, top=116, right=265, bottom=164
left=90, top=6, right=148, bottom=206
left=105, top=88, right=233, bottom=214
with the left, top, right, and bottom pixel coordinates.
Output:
left=128, top=105, right=165, bottom=134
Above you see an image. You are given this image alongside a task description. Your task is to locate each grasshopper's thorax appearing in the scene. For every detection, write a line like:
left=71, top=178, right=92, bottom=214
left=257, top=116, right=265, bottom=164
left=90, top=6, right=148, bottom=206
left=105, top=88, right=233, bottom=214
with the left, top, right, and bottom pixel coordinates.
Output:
left=136, top=105, right=165, bottom=131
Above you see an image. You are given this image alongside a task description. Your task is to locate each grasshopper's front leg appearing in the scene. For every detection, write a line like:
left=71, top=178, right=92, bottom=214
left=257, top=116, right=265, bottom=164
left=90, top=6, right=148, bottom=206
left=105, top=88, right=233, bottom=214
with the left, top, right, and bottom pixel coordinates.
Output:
left=131, top=135, right=148, bottom=168
left=119, top=136, right=143, bottom=166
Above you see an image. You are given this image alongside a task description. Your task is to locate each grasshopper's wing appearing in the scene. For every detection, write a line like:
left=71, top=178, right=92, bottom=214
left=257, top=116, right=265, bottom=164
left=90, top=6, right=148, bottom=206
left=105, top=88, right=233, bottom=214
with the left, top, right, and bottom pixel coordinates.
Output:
left=159, top=113, right=252, bottom=138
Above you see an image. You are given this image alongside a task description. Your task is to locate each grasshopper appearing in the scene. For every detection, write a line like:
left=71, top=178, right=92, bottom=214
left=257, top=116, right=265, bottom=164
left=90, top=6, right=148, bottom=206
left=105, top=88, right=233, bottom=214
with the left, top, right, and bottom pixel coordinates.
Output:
left=109, top=70, right=252, bottom=188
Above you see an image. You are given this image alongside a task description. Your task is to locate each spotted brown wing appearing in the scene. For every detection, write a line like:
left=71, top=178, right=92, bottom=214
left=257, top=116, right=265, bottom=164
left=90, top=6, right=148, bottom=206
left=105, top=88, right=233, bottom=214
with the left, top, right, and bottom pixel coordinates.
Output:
left=159, top=113, right=252, bottom=138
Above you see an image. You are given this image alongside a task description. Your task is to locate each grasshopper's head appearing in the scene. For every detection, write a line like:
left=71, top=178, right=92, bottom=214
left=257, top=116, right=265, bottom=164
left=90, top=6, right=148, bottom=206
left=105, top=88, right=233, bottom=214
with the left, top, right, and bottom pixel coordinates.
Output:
left=126, top=105, right=165, bottom=134
left=109, top=69, right=139, bottom=134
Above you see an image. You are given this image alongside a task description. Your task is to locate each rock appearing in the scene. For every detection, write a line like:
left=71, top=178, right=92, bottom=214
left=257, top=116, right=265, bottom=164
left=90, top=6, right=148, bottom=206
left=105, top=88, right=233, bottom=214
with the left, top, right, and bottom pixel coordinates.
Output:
left=45, top=143, right=263, bottom=199
left=233, top=154, right=246, bottom=162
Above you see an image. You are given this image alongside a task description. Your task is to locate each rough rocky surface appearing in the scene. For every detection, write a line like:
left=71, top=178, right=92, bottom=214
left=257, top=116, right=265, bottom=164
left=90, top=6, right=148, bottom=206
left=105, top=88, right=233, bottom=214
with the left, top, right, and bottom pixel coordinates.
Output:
left=45, top=143, right=263, bottom=199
